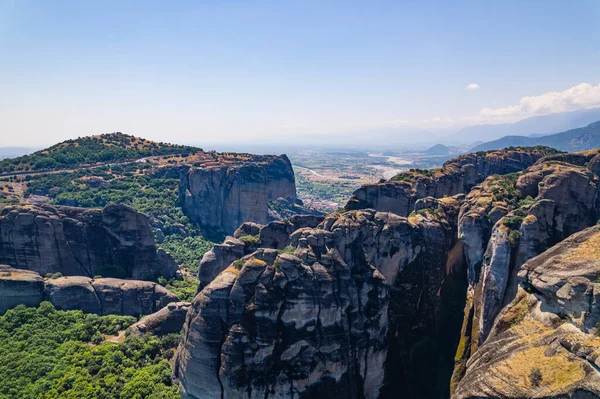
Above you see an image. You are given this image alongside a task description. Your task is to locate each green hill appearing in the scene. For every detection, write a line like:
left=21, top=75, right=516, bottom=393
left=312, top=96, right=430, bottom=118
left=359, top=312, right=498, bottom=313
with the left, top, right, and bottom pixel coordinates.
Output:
left=0, top=132, right=199, bottom=174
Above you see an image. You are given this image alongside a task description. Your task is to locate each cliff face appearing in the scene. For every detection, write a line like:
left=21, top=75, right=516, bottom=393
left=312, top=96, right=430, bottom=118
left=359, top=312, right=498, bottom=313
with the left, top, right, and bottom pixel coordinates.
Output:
left=0, top=266, right=179, bottom=316
left=345, top=148, right=552, bottom=216
left=0, top=265, right=44, bottom=314
left=451, top=159, right=600, bottom=390
left=179, top=155, right=297, bottom=235
left=453, top=226, right=600, bottom=398
left=175, top=147, right=600, bottom=398
left=175, top=202, right=467, bottom=398
left=0, top=203, right=179, bottom=280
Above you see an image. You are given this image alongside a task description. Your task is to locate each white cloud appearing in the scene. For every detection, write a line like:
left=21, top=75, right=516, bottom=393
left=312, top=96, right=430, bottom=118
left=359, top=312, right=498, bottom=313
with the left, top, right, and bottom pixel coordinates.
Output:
left=480, top=82, right=600, bottom=120
left=465, top=83, right=480, bottom=90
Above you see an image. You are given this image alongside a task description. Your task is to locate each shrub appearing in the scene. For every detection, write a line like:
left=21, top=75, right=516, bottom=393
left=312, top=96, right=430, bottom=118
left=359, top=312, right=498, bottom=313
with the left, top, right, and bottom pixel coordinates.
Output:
left=239, top=235, right=260, bottom=248
left=530, top=367, right=543, bottom=387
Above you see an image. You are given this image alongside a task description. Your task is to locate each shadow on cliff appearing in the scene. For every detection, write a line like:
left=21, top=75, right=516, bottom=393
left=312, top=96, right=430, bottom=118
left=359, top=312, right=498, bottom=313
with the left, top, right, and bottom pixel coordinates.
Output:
left=380, top=242, right=467, bottom=399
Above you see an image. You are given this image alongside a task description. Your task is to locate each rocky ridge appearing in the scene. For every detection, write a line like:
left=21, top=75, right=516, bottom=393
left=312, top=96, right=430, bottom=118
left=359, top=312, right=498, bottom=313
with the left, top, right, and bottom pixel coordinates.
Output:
left=453, top=225, right=600, bottom=398
left=345, top=147, right=556, bottom=216
left=175, top=199, right=470, bottom=398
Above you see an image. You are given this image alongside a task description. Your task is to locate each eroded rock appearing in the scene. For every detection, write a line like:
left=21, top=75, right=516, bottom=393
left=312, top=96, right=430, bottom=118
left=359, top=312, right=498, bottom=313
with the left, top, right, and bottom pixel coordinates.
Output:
left=0, top=203, right=179, bottom=280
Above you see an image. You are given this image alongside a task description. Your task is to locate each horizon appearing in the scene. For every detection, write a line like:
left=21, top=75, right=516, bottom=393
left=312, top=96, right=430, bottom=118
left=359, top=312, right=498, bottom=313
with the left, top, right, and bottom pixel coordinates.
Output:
left=1, top=1, right=599, bottom=147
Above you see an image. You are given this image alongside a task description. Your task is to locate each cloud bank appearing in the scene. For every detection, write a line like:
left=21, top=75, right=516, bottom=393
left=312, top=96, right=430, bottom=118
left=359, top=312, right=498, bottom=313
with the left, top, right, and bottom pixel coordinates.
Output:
left=480, top=82, right=600, bottom=120
left=466, top=83, right=480, bottom=90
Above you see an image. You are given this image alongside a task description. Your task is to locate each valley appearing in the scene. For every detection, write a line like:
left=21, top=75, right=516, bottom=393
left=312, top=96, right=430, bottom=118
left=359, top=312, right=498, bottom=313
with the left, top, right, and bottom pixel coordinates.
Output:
left=289, top=149, right=454, bottom=211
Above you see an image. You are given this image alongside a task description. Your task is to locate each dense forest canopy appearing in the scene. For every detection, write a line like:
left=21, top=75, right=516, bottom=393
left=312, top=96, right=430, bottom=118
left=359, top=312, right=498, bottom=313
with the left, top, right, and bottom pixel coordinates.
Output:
left=0, top=303, right=180, bottom=399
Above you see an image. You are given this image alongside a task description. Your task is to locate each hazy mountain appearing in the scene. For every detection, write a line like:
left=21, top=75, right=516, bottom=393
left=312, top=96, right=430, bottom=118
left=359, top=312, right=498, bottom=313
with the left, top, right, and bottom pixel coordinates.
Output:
left=444, top=108, right=600, bottom=145
left=471, top=121, right=600, bottom=152
left=424, top=144, right=451, bottom=155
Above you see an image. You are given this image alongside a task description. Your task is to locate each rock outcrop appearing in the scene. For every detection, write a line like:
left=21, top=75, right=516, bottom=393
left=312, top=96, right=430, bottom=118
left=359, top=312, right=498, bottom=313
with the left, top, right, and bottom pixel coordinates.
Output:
left=0, top=264, right=44, bottom=314
left=129, top=301, right=191, bottom=336
left=179, top=155, right=297, bottom=235
left=453, top=225, right=600, bottom=398
left=178, top=147, right=600, bottom=398
left=198, top=216, right=325, bottom=288
left=0, top=203, right=179, bottom=280
left=345, top=147, right=554, bottom=216
left=175, top=203, right=466, bottom=399
left=451, top=159, right=600, bottom=390
left=0, top=266, right=179, bottom=316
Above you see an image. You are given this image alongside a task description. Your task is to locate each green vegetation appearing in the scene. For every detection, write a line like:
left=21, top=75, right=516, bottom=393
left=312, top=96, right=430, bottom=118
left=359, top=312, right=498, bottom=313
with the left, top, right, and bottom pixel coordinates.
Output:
left=279, top=245, right=296, bottom=255
left=160, top=277, right=198, bottom=302
left=239, top=235, right=260, bottom=248
left=23, top=165, right=216, bottom=273
left=488, top=173, right=521, bottom=206
left=0, top=133, right=198, bottom=174
left=232, top=259, right=245, bottom=270
left=159, top=235, right=215, bottom=274
left=0, top=302, right=179, bottom=399
left=518, top=195, right=536, bottom=208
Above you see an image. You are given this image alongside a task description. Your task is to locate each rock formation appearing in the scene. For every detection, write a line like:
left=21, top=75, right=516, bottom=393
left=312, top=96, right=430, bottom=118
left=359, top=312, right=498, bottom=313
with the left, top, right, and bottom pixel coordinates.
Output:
left=451, top=158, right=600, bottom=389
left=198, top=216, right=325, bottom=288
left=171, top=147, right=600, bottom=398
left=345, top=147, right=554, bottom=216
left=0, top=203, right=179, bottom=280
left=453, top=225, right=600, bottom=398
left=179, top=155, right=297, bottom=235
left=0, top=266, right=179, bottom=316
left=0, top=265, right=44, bottom=314
left=175, top=203, right=468, bottom=398
left=129, top=301, right=191, bottom=336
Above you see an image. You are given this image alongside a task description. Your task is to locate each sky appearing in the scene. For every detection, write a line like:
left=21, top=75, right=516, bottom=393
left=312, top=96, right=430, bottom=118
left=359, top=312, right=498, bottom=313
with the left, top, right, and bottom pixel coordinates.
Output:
left=1, top=0, right=599, bottom=148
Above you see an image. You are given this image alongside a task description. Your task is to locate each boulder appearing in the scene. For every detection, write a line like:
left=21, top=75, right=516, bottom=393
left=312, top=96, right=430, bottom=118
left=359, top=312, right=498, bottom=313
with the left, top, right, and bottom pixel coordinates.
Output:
left=0, top=265, right=44, bottom=314
left=129, top=302, right=191, bottom=336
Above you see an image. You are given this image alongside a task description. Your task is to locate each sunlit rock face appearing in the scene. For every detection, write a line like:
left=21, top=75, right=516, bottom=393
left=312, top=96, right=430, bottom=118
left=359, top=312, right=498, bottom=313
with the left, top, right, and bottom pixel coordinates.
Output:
left=345, top=148, right=550, bottom=216
left=0, top=203, right=179, bottom=280
left=451, top=159, right=600, bottom=390
left=453, top=225, right=600, bottom=398
left=179, top=155, right=297, bottom=235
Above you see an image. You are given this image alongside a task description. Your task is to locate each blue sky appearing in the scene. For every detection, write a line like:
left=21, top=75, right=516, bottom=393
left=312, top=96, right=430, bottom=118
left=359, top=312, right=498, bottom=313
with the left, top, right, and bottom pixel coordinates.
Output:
left=1, top=0, right=599, bottom=146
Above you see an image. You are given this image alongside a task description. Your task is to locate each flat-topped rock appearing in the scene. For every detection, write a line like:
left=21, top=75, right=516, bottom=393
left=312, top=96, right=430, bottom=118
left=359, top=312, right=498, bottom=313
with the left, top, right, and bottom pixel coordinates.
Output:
left=0, top=265, right=44, bottom=314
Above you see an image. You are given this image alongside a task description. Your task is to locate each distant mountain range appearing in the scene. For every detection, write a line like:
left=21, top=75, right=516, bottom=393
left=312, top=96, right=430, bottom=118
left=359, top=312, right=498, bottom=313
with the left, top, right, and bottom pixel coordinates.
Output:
left=444, top=107, right=600, bottom=145
left=0, top=147, right=36, bottom=160
left=471, top=121, right=600, bottom=152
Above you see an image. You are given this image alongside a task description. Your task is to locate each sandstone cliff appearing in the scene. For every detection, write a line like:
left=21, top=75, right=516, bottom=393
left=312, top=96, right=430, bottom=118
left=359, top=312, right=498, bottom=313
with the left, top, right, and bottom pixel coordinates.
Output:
left=175, top=203, right=467, bottom=398
left=0, top=203, right=179, bottom=280
left=451, top=158, right=600, bottom=390
left=179, top=155, right=297, bottom=235
left=0, top=265, right=179, bottom=316
left=453, top=225, right=600, bottom=398
left=0, top=265, right=44, bottom=314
